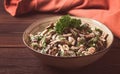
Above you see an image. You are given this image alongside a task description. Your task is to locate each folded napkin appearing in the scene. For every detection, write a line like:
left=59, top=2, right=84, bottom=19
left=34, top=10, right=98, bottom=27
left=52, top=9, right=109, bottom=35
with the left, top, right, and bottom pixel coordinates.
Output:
left=4, top=0, right=120, bottom=38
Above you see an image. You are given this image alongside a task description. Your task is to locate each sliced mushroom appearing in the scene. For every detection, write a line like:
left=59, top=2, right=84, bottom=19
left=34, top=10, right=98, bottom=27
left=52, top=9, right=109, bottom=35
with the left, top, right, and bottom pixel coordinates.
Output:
left=79, top=44, right=84, bottom=48
left=46, top=29, right=55, bottom=36
left=77, top=37, right=81, bottom=42
left=45, top=35, right=52, bottom=43
left=70, top=28, right=77, bottom=36
left=68, top=37, right=76, bottom=45
left=85, top=33, right=95, bottom=38
left=100, top=33, right=108, bottom=42
left=58, top=44, right=65, bottom=56
left=46, top=22, right=54, bottom=29
left=49, top=47, right=58, bottom=56
left=39, top=40, right=42, bottom=47
left=78, top=33, right=84, bottom=36
left=63, top=33, right=72, bottom=37
left=71, top=46, right=79, bottom=51
left=55, top=35, right=66, bottom=42
left=45, top=45, right=51, bottom=53
left=64, top=40, right=71, bottom=45
left=73, top=28, right=80, bottom=33
left=87, top=47, right=96, bottom=54
left=66, top=50, right=76, bottom=57
left=83, top=51, right=90, bottom=56
left=55, top=35, right=61, bottom=40
left=78, top=47, right=84, bottom=52
left=37, top=32, right=41, bottom=35
left=29, top=34, right=38, bottom=42
left=50, top=40, right=61, bottom=45
left=40, top=29, right=49, bottom=36
left=58, top=44, right=64, bottom=50
left=63, top=44, right=69, bottom=50
left=77, top=46, right=84, bottom=53
left=52, top=34, right=57, bottom=40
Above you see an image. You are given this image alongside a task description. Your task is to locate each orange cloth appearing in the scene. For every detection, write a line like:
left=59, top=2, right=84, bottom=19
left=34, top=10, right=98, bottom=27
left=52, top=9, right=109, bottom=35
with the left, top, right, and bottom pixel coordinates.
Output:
left=4, top=0, right=120, bottom=38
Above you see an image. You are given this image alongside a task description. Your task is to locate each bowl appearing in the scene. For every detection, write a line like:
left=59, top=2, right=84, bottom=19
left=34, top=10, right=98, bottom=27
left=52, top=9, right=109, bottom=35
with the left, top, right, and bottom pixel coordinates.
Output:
left=23, top=16, right=113, bottom=69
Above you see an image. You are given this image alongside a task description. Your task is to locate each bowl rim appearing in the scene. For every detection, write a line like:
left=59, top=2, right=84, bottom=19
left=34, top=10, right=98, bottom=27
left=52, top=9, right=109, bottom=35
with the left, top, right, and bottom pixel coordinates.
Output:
left=23, top=16, right=114, bottom=59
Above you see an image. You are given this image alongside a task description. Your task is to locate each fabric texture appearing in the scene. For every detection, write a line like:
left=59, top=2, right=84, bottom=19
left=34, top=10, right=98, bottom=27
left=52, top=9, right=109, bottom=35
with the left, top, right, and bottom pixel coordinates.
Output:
left=4, top=0, right=120, bottom=38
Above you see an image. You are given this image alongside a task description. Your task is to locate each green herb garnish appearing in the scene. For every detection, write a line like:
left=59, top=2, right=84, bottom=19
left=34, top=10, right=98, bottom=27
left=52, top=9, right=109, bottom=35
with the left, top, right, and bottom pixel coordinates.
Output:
left=95, top=28, right=103, bottom=36
left=88, top=37, right=99, bottom=47
left=55, top=15, right=81, bottom=34
left=70, top=18, right=81, bottom=28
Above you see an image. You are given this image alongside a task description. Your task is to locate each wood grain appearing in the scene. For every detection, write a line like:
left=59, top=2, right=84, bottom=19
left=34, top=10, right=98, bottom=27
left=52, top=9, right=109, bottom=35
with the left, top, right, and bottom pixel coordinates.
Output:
left=0, top=0, right=120, bottom=74
left=0, top=48, right=120, bottom=74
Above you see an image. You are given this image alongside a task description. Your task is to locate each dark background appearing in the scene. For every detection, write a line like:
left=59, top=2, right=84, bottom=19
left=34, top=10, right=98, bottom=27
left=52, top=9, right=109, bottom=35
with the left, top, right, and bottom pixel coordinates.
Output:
left=0, top=0, right=120, bottom=74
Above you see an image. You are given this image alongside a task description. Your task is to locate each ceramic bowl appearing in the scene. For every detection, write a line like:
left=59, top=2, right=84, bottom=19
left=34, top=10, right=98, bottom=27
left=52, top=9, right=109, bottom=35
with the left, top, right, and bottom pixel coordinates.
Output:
left=23, top=16, right=113, bottom=69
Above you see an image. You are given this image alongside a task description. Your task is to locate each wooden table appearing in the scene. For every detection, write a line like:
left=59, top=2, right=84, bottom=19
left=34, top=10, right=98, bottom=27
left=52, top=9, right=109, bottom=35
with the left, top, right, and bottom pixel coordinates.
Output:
left=0, top=0, right=120, bottom=74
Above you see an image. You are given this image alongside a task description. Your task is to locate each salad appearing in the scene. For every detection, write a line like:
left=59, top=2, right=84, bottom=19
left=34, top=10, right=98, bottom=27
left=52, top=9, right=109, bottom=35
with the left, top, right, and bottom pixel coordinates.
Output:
left=29, top=15, right=108, bottom=57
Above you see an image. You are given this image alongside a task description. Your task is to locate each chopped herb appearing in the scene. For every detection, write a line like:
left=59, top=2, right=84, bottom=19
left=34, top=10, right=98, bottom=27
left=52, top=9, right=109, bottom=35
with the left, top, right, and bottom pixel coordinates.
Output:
left=79, top=37, right=86, bottom=45
left=31, top=42, right=38, bottom=49
left=95, top=28, right=103, bottom=36
left=55, top=15, right=81, bottom=34
left=88, top=37, right=99, bottom=47
left=41, top=37, right=46, bottom=48
left=70, top=18, right=81, bottom=28
left=55, top=21, right=64, bottom=34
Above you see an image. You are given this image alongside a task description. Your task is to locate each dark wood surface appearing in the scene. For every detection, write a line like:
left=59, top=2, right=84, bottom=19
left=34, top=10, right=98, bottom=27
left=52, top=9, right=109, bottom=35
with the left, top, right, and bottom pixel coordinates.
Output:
left=0, top=0, right=120, bottom=74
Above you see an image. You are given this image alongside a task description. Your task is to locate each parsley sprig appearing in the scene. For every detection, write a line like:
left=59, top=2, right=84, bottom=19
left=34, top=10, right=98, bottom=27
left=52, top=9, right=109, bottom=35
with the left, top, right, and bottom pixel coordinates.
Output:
left=55, top=15, right=81, bottom=34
